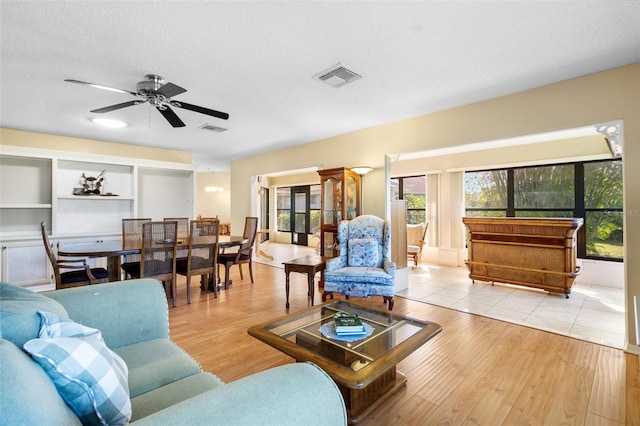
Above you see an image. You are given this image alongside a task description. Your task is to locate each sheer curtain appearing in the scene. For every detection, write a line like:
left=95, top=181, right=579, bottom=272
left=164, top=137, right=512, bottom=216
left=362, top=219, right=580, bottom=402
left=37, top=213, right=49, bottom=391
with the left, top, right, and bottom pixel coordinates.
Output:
left=426, top=173, right=440, bottom=248
left=448, top=171, right=465, bottom=250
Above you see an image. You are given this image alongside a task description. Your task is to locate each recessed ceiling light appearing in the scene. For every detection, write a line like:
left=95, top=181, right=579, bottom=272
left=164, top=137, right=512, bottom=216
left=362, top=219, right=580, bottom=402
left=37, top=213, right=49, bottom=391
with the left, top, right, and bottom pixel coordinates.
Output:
left=90, top=117, right=127, bottom=128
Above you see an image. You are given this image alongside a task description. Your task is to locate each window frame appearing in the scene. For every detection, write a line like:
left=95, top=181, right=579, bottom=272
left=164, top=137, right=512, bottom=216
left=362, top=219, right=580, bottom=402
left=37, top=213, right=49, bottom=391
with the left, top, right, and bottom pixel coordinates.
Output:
left=276, top=187, right=291, bottom=232
left=464, top=159, right=623, bottom=262
left=391, top=175, right=426, bottom=225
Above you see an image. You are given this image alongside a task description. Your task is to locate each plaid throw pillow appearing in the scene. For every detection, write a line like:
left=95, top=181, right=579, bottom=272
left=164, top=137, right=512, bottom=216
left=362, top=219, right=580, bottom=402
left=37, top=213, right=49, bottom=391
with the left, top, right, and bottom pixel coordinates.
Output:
left=23, top=312, right=131, bottom=426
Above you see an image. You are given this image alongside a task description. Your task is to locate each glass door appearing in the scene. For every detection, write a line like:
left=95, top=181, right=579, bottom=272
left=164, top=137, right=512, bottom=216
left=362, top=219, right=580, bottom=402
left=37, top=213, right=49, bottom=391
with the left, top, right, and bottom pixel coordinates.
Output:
left=259, top=187, right=269, bottom=242
left=292, top=186, right=309, bottom=246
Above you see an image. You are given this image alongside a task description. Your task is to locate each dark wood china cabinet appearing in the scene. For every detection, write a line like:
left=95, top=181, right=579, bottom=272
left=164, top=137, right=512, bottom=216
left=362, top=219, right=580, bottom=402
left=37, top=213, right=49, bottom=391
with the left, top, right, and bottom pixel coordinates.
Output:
left=317, top=167, right=361, bottom=257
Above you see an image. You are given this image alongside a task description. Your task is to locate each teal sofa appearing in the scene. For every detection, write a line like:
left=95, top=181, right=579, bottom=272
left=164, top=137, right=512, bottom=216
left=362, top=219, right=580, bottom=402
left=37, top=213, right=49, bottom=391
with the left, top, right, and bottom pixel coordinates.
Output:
left=0, top=279, right=347, bottom=425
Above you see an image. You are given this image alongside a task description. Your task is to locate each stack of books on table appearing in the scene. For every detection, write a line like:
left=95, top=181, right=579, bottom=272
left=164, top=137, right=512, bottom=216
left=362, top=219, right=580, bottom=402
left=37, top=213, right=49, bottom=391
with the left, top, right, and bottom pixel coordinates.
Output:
left=333, top=313, right=366, bottom=336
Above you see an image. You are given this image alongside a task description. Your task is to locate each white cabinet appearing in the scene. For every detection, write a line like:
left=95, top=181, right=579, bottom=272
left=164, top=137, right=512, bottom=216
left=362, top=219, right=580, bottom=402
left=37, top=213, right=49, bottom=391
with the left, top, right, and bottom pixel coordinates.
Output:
left=0, top=237, right=117, bottom=290
left=1, top=239, right=52, bottom=290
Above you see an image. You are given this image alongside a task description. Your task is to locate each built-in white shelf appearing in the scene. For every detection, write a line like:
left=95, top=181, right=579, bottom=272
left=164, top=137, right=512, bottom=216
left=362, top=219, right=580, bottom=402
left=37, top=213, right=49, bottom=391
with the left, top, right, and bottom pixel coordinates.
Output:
left=56, top=196, right=134, bottom=201
left=0, top=145, right=197, bottom=287
left=0, top=203, right=52, bottom=209
left=0, top=231, right=42, bottom=240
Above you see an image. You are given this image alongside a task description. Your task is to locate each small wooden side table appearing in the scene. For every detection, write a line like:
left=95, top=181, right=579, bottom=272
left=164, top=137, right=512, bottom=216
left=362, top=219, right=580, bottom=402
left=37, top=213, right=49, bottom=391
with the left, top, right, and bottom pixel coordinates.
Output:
left=282, top=255, right=328, bottom=309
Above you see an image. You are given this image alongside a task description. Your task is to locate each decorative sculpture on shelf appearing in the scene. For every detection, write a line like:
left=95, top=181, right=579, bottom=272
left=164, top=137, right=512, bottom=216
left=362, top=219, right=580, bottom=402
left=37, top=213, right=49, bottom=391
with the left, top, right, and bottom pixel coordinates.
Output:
left=76, top=170, right=105, bottom=195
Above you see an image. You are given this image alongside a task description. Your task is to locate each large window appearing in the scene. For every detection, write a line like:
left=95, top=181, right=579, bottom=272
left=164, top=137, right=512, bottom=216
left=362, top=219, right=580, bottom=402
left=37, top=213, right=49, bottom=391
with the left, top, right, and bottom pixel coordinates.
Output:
left=464, top=159, right=623, bottom=261
left=390, top=175, right=426, bottom=224
left=464, top=170, right=507, bottom=216
left=584, top=161, right=623, bottom=259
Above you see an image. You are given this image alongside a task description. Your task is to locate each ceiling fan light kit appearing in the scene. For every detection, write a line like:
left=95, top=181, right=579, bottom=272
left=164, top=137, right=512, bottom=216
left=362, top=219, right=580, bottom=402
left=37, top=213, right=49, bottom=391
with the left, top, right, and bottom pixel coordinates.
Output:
left=90, top=117, right=127, bottom=129
left=65, top=74, right=229, bottom=128
left=137, top=74, right=167, bottom=93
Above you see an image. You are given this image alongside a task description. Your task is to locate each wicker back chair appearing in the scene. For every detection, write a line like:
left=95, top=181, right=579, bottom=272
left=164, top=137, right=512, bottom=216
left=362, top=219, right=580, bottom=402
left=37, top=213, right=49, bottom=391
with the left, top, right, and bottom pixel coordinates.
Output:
left=121, top=218, right=151, bottom=278
left=164, top=217, right=190, bottom=262
left=122, top=221, right=178, bottom=304
left=122, top=218, right=152, bottom=250
left=197, top=215, right=229, bottom=235
left=175, top=219, right=220, bottom=304
left=164, top=217, right=190, bottom=241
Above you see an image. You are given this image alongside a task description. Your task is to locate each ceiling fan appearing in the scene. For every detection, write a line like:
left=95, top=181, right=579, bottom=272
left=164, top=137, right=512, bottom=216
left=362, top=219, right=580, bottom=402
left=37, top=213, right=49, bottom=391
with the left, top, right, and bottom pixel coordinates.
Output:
left=65, top=74, right=229, bottom=127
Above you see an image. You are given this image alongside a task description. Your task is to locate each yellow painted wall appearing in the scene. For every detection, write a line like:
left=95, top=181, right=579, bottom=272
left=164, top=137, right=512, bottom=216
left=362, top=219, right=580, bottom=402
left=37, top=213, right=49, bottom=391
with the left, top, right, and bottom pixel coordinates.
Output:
left=392, top=134, right=610, bottom=175
left=269, top=172, right=319, bottom=187
left=0, top=128, right=192, bottom=163
left=195, top=172, right=231, bottom=223
left=231, top=63, right=640, bottom=349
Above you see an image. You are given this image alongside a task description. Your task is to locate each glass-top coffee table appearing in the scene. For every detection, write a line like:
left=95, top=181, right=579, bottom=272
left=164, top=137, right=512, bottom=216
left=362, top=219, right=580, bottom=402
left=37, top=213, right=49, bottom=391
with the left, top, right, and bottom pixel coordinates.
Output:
left=248, top=300, right=442, bottom=424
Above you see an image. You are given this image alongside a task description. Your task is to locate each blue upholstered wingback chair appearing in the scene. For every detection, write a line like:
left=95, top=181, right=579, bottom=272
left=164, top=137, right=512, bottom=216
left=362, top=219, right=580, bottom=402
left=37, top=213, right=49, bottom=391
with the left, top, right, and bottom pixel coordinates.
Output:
left=322, top=215, right=396, bottom=310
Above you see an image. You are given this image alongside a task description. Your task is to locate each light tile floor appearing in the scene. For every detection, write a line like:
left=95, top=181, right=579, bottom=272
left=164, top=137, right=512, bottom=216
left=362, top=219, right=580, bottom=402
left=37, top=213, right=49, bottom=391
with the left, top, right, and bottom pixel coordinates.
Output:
left=400, top=263, right=625, bottom=349
left=257, top=242, right=626, bottom=348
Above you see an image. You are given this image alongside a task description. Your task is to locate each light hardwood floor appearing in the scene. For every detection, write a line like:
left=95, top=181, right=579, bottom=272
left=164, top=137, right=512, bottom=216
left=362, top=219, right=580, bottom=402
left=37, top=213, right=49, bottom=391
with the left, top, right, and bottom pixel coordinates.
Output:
left=168, top=262, right=640, bottom=425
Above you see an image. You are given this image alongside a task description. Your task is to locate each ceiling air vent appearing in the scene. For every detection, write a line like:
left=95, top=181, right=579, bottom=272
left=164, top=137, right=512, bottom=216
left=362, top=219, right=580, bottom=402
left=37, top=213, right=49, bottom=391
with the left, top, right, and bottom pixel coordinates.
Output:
left=313, top=63, right=362, bottom=88
left=200, top=124, right=228, bottom=133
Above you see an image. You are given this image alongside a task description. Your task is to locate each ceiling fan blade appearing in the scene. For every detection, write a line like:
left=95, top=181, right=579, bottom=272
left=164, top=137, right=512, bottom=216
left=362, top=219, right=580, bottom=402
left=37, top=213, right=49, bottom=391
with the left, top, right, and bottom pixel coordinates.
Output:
left=157, top=106, right=186, bottom=127
left=91, top=100, right=144, bottom=113
left=155, top=82, right=187, bottom=98
left=65, top=79, right=137, bottom=96
left=172, top=101, right=229, bottom=120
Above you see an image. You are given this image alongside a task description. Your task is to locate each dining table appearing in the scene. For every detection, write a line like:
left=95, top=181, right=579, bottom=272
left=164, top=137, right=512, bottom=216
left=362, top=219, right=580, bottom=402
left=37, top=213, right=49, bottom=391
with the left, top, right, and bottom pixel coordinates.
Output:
left=57, top=235, right=247, bottom=283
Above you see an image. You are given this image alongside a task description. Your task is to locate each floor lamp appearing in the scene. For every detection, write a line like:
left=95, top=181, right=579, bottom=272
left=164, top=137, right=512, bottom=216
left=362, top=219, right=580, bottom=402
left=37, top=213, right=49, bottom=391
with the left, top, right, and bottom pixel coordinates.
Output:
left=351, top=166, right=373, bottom=213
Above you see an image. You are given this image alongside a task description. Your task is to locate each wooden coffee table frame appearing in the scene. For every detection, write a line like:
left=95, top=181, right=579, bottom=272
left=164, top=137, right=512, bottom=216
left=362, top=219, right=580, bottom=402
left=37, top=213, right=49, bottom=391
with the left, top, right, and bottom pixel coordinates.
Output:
left=248, top=300, right=442, bottom=424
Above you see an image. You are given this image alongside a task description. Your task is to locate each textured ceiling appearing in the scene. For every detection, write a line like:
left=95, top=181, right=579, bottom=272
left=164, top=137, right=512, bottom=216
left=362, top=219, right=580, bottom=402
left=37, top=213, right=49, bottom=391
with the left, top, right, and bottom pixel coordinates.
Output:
left=1, top=1, right=639, bottom=170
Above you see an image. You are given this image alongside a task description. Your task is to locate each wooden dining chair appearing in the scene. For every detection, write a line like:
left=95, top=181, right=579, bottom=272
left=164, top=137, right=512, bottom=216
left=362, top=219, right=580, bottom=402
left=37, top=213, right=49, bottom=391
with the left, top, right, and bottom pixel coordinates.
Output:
left=164, top=217, right=190, bottom=262
left=163, top=217, right=190, bottom=241
left=121, top=218, right=151, bottom=279
left=41, top=222, right=109, bottom=290
left=121, top=221, right=179, bottom=305
left=219, top=222, right=231, bottom=236
left=198, top=216, right=229, bottom=236
left=218, top=217, right=258, bottom=289
left=175, top=219, right=220, bottom=303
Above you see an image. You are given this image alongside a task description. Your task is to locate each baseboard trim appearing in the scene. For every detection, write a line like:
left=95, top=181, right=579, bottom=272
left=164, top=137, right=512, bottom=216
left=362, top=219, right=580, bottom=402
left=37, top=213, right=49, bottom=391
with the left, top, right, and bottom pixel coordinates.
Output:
left=624, top=344, right=640, bottom=356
